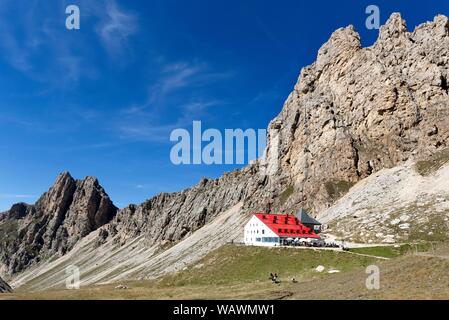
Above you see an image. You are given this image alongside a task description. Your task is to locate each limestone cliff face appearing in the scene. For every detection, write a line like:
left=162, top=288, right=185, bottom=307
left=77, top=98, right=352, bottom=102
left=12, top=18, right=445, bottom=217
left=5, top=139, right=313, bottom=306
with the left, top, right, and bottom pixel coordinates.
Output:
left=266, top=13, right=449, bottom=213
left=0, top=172, right=117, bottom=275
left=1, top=13, right=449, bottom=278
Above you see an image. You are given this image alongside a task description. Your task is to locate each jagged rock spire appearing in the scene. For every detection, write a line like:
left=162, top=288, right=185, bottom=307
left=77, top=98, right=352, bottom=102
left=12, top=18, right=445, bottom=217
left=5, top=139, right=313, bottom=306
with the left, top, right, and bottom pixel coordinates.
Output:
left=379, top=12, right=408, bottom=40
left=0, top=172, right=118, bottom=275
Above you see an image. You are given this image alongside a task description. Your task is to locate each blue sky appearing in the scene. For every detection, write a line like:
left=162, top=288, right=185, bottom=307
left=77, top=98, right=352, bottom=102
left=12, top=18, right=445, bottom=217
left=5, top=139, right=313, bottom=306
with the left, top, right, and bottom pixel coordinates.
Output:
left=0, top=0, right=448, bottom=211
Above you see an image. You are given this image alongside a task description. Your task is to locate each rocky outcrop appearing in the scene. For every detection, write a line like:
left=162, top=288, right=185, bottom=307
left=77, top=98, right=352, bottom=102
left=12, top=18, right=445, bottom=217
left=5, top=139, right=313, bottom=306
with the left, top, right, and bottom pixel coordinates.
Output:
left=263, top=13, right=449, bottom=213
left=1, top=13, right=449, bottom=280
left=0, top=276, right=12, bottom=293
left=0, top=172, right=117, bottom=276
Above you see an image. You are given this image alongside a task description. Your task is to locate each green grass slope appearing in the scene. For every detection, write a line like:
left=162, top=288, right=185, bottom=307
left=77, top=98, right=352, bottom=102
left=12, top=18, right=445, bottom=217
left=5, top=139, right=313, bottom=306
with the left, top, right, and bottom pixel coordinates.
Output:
left=2, top=244, right=448, bottom=300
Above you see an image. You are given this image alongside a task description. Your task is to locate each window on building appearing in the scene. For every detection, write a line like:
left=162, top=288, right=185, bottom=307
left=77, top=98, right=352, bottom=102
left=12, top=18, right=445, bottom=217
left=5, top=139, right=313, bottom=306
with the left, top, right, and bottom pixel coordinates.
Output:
left=262, top=237, right=279, bottom=243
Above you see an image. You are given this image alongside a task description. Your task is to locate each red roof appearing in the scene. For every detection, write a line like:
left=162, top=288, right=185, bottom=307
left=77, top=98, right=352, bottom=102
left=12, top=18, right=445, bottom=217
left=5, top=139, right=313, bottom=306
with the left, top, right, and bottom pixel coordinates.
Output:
left=254, top=213, right=320, bottom=238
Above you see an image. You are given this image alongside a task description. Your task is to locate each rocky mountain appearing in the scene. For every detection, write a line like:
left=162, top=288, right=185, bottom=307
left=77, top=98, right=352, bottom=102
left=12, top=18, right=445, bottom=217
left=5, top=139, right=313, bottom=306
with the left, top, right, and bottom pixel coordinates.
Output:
left=1, top=13, right=449, bottom=286
left=0, top=172, right=117, bottom=276
left=268, top=13, right=449, bottom=213
left=99, top=12, right=449, bottom=246
left=0, top=276, right=12, bottom=293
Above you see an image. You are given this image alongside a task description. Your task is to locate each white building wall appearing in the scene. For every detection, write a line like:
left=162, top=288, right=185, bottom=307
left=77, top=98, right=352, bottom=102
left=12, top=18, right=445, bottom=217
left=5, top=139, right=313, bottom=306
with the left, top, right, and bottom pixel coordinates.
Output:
left=244, top=216, right=279, bottom=247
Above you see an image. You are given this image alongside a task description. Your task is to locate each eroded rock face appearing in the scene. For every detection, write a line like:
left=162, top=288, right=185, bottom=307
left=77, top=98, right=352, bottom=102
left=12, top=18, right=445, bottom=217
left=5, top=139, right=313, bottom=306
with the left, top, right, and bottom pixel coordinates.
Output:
left=265, top=13, right=449, bottom=213
left=0, top=172, right=117, bottom=275
left=0, top=276, right=12, bottom=293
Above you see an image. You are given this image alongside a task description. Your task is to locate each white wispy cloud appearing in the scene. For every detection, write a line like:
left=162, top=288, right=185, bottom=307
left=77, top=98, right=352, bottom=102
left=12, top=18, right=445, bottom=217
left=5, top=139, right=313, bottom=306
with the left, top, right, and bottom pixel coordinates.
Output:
left=116, top=61, right=231, bottom=142
left=0, top=31, right=33, bottom=73
left=116, top=99, right=224, bottom=142
left=0, top=1, right=91, bottom=85
left=122, top=61, right=232, bottom=114
left=149, top=62, right=207, bottom=104
left=0, top=0, right=138, bottom=85
left=182, top=100, right=220, bottom=112
left=96, top=0, right=138, bottom=55
left=119, top=63, right=204, bottom=116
